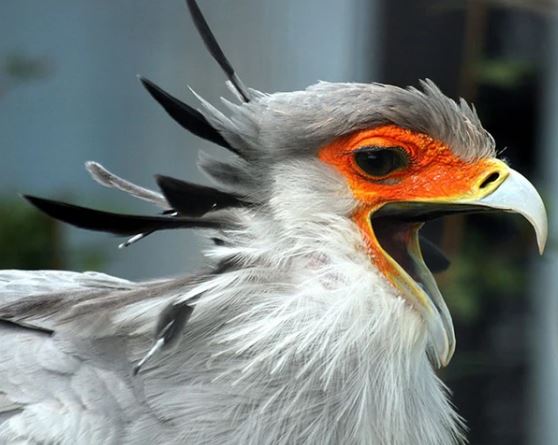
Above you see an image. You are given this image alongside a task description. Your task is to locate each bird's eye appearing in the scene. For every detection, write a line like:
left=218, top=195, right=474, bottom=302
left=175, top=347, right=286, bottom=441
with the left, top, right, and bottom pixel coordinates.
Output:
left=353, top=146, right=409, bottom=178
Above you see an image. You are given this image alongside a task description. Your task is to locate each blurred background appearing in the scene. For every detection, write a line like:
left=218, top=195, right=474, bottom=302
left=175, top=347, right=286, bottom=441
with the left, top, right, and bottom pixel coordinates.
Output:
left=1, top=0, right=557, bottom=443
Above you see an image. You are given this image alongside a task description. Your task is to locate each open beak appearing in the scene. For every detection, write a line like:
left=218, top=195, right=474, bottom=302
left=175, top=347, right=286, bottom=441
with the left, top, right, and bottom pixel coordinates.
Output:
left=371, top=166, right=548, bottom=368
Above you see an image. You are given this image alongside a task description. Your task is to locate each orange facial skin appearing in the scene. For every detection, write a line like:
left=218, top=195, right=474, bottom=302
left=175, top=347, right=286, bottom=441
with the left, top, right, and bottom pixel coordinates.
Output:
left=318, top=124, right=505, bottom=283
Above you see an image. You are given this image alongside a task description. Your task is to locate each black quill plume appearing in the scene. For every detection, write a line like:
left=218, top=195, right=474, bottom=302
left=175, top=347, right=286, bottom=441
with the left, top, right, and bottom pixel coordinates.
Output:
left=155, top=175, right=244, bottom=217
left=139, top=77, right=238, bottom=153
left=24, top=195, right=221, bottom=236
left=186, top=0, right=251, bottom=102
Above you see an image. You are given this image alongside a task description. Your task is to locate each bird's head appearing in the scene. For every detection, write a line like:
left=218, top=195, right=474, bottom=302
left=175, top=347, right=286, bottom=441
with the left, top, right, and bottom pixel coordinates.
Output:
left=194, top=79, right=547, bottom=368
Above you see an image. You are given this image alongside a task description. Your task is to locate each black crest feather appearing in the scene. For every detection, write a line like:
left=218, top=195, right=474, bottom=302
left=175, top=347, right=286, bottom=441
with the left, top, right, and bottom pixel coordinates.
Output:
left=155, top=175, right=244, bottom=217
left=139, top=77, right=236, bottom=153
left=186, top=0, right=251, bottom=102
left=24, top=195, right=221, bottom=236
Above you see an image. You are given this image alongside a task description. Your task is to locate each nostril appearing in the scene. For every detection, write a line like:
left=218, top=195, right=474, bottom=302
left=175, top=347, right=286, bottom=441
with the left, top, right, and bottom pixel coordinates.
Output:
left=479, top=172, right=500, bottom=189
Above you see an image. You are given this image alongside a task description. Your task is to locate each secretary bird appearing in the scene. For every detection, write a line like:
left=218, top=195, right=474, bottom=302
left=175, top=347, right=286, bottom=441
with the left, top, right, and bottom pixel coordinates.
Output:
left=0, top=1, right=547, bottom=444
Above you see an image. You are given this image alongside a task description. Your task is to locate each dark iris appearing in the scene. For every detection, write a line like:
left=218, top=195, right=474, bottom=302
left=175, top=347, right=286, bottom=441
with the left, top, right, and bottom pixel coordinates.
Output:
left=353, top=146, right=409, bottom=177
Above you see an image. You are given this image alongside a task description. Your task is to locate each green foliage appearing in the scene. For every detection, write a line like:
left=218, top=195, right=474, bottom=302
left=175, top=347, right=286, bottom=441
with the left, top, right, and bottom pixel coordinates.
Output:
left=0, top=198, right=61, bottom=269
left=475, top=58, right=534, bottom=89
left=0, top=52, right=51, bottom=97
left=2, top=53, right=50, bottom=82
left=0, top=198, right=106, bottom=271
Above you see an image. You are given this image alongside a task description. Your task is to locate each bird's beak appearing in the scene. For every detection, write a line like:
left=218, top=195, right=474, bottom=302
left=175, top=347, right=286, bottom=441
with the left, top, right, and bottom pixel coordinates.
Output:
left=371, top=164, right=547, bottom=367
left=466, top=168, right=547, bottom=254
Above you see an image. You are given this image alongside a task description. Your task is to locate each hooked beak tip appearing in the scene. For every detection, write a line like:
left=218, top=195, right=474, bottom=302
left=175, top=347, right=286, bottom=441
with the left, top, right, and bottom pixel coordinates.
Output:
left=474, top=168, right=548, bottom=255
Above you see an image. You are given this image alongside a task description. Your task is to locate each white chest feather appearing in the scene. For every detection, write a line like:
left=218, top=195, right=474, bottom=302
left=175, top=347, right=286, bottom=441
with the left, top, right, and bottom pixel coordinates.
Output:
left=143, top=208, right=465, bottom=445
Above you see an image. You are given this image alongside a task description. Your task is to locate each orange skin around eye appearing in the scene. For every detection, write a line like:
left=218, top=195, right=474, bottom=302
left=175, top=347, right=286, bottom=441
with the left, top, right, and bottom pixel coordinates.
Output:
left=318, top=124, right=501, bottom=281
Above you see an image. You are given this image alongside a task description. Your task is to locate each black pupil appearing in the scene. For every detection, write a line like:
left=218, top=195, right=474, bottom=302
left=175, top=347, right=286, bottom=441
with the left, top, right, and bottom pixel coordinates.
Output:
left=354, top=147, right=407, bottom=177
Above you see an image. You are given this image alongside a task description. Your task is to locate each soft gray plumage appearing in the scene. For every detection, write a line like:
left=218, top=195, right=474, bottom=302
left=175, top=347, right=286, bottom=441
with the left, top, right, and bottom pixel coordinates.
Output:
left=203, top=80, right=496, bottom=163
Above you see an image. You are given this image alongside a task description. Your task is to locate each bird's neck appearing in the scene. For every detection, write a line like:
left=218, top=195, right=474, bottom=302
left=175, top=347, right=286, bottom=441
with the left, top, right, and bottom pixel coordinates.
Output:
left=177, top=210, right=464, bottom=444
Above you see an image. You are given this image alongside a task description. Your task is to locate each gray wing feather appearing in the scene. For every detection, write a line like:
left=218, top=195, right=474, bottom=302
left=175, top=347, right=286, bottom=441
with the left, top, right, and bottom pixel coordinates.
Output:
left=0, top=270, right=186, bottom=444
left=0, top=270, right=135, bottom=303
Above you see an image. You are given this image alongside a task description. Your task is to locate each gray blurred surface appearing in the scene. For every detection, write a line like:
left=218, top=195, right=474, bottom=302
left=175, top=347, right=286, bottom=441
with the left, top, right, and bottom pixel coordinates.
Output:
left=530, top=13, right=558, bottom=445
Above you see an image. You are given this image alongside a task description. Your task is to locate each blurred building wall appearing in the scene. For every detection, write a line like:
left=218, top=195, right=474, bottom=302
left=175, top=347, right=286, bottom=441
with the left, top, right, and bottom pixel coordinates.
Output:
left=530, top=12, right=558, bottom=445
left=0, top=0, right=380, bottom=280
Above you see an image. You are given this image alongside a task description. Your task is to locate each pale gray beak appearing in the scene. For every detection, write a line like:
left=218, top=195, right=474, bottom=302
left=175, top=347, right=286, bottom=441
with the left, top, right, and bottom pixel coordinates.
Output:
left=471, top=168, right=548, bottom=254
left=372, top=166, right=548, bottom=368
